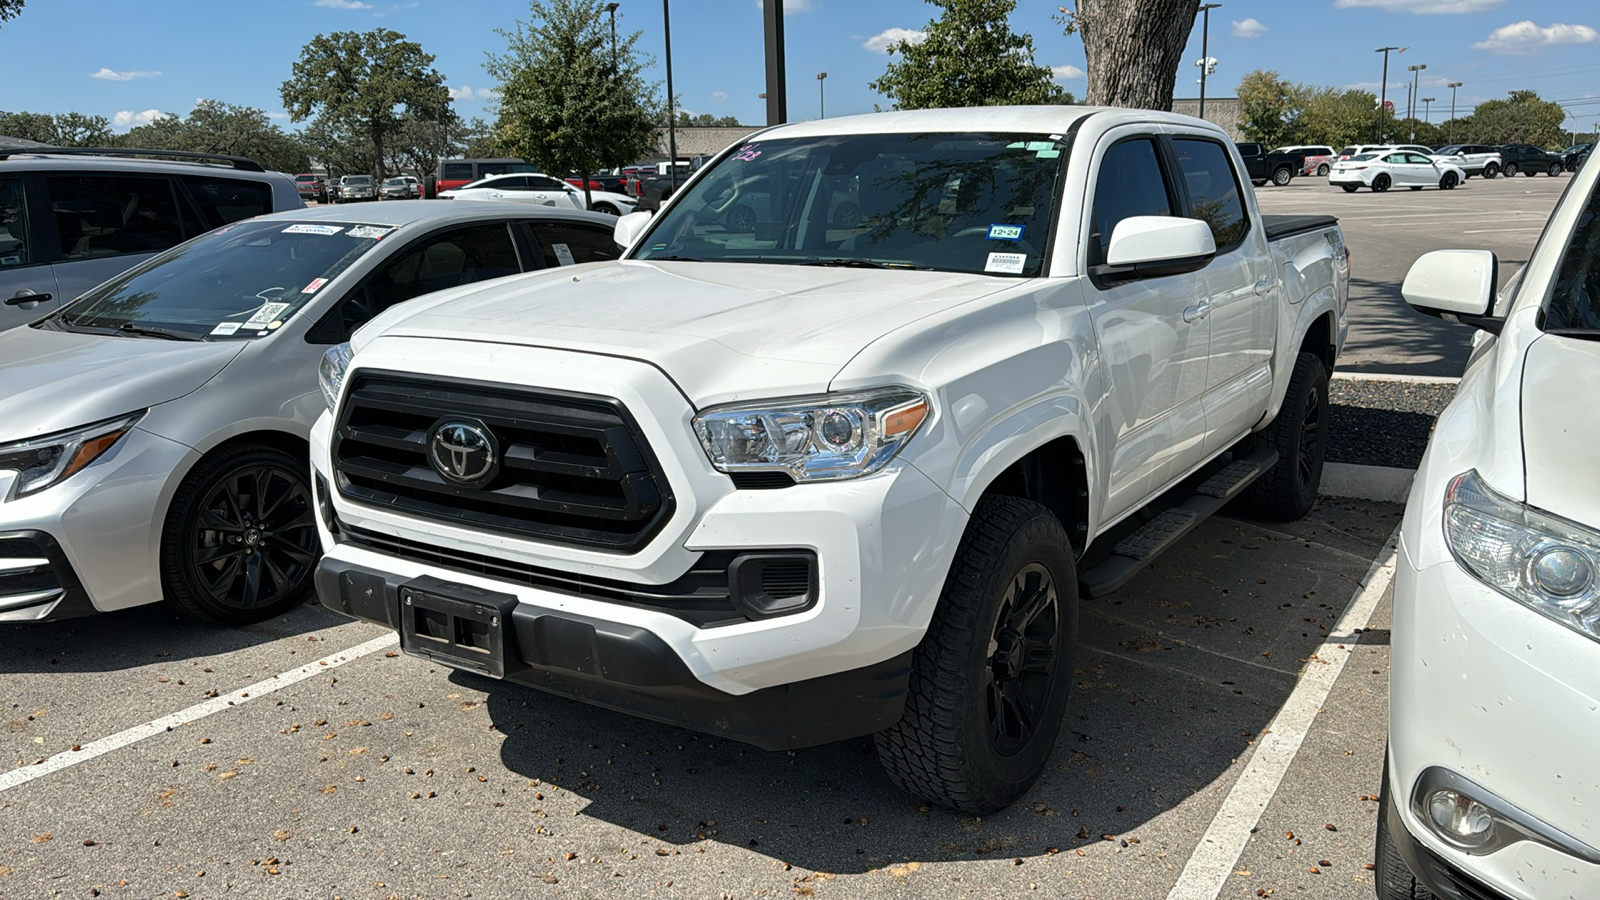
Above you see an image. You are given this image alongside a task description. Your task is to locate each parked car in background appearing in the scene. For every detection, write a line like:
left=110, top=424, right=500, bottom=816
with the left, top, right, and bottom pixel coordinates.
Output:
left=1235, top=142, right=1299, bottom=186
left=1429, top=145, right=1502, bottom=179
left=0, top=202, right=623, bottom=624
left=381, top=175, right=421, bottom=200
left=440, top=172, right=637, bottom=215
left=1329, top=150, right=1466, bottom=192
left=295, top=173, right=329, bottom=203
left=1337, top=144, right=1390, bottom=161
left=1377, top=145, right=1600, bottom=900
left=0, top=146, right=303, bottom=332
left=431, top=158, right=541, bottom=198
left=335, top=175, right=377, bottom=202
left=1496, top=144, right=1564, bottom=177
left=1559, top=142, right=1592, bottom=172
left=1271, top=145, right=1337, bottom=176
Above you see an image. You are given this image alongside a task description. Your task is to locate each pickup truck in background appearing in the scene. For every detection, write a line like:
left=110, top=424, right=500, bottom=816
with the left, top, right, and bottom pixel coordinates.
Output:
left=311, top=107, right=1348, bottom=813
left=1236, top=142, right=1301, bottom=187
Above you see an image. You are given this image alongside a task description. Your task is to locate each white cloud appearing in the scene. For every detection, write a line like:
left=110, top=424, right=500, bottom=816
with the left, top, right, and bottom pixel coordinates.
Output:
left=448, top=85, right=499, bottom=101
left=1332, top=0, right=1502, bottom=13
left=1473, top=20, right=1598, bottom=54
left=1231, top=17, right=1268, bottom=38
left=711, top=90, right=729, bottom=102
left=112, top=109, right=166, bottom=128
left=314, top=0, right=373, bottom=8
left=90, top=68, right=161, bottom=81
left=863, top=27, right=927, bottom=53
left=1051, top=64, right=1086, bottom=80
left=267, top=111, right=292, bottom=120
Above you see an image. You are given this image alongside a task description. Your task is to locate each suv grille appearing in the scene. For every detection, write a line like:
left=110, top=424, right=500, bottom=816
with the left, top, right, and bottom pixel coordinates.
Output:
left=333, top=374, right=673, bottom=552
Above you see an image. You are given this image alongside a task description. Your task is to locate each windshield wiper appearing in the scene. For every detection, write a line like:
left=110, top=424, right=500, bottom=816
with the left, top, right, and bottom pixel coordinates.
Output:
left=648, top=254, right=708, bottom=262
left=118, top=322, right=206, bottom=342
left=797, top=257, right=929, bottom=270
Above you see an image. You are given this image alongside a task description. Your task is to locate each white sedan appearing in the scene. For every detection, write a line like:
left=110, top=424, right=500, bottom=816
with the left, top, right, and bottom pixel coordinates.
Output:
left=1329, top=151, right=1467, bottom=193
left=439, top=172, right=638, bottom=215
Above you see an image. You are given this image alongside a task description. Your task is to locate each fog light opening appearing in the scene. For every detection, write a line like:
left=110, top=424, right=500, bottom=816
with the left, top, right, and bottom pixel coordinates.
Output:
left=1426, top=789, right=1496, bottom=848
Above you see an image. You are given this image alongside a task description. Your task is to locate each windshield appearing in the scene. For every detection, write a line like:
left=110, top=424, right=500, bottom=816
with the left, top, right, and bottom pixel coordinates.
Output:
left=384, top=178, right=406, bottom=186
left=52, top=220, right=392, bottom=339
left=631, top=132, right=1067, bottom=278
left=344, top=176, right=373, bottom=185
left=1544, top=180, right=1600, bottom=332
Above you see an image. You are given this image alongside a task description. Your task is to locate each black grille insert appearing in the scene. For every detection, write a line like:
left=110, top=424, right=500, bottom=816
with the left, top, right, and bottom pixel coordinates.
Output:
left=333, top=373, right=673, bottom=552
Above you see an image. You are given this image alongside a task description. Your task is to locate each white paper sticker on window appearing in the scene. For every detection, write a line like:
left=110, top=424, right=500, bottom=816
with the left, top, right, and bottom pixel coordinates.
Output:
left=244, top=301, right=289, bottom=328
left=347, top=225, right=395, bottom=240
left=985, top=252, right=1027, bottom=275
left=552, top=242, right=576, bottom=266
left=210, top=322, right=243, bottom=336
left=282, top=224, right=344, bottom=236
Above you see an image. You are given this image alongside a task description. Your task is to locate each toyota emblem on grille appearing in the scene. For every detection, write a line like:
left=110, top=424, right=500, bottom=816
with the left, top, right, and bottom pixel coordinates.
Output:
left=427, top=419, right=498, bottom=486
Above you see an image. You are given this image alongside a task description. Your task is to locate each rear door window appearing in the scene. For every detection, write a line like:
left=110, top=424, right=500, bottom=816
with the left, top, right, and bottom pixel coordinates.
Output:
left=1173, top=138, right=1249, bottom=251
left=45, top=174, right=186, bottom=261
left=182, top=175, right=274, bottom=228
left=529, top=221, right=621, bottom=267
left=0, top=177, right=33, bottom=268
left=1088, top=138, right=1174, bottom=268
left=440, top=162, right=473, bottom=180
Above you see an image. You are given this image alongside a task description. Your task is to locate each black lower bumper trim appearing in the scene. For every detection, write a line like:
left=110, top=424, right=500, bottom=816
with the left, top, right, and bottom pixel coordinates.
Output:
left=0, top=530, right=97, bottom=621
left=315, top=557, right=910, bottom=750
left=1384, top=782, right=1511, bottom=900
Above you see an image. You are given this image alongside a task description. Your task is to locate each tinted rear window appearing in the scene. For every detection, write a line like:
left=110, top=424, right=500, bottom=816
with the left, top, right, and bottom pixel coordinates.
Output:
left=440, top=162, right=473, bottom=179
left=183, top=175, right=273, bottom=227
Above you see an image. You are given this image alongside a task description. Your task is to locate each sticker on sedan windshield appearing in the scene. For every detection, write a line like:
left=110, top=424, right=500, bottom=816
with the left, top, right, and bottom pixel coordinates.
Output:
left=552, top=243, right=576, bottom=266
left=347, top=225, right=394, bottom=240
left=302, top=277, right=328, bottom=294
left=282, top=224, right=344, bottom=236
left=245, top=302, right=289, bottom=328
left=210, top=322, right=243, bottom=336
left=985, top=252, right=1027, bottom=275
left=987, top=224, right=1025, bottom=241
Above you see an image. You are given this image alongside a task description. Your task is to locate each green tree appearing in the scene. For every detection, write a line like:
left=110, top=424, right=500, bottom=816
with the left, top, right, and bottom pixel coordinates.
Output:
left=872, top=0, right=1069, bottom=110
left=675, top=112, right=743, bottom=127
left=386, top=107, right=474, bottom=176
left=280, top=29, right=451, bottom=181
left=119, top=100, right=311, bottom=172
left=1298, top=87, right=1378, bottom=149
left=1237, top=70, right=1298, bottom=146
left=486, top=0, right=663, bottom=207
left=0, top=110, right=112, bottom=146
left=0, top=0, right=24, bottom=27
left=301, top=114, right=372, bottom=178
left=1462, top=90, right=1566, bottom=147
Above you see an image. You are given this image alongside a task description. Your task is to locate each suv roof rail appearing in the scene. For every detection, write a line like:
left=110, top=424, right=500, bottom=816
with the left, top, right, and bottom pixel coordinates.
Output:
left=0, top=146, right=266, bottom=172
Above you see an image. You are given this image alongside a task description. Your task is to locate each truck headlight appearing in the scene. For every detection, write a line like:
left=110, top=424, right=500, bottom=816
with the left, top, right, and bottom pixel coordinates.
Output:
left=0, top=412, right=145, bottom=497
left=318, top=342, right=353, bottom=413
left=1444, top=469, right=1600, bottom=641
left=694, top=389, right=930, bottom=482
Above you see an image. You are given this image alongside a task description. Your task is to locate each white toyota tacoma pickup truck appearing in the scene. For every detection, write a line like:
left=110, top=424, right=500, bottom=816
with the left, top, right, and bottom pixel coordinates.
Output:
left=310, top=107, right=1348, bottom=812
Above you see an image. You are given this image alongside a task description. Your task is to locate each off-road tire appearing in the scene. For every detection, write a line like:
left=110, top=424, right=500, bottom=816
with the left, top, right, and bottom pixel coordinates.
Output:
left=875, top=496, right=1078, bottom=814
left=1376, top=762, right=1436, bottom=900
left=1239, top=352, right=1328, bottom=521
left=160, top=445, right=319, bottom=625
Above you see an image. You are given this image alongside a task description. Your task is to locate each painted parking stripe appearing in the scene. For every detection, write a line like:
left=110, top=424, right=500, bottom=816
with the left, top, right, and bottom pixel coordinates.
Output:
left=1164, top=531, right=1399, bottom=900
left=0, top=632, right=398, bottom=795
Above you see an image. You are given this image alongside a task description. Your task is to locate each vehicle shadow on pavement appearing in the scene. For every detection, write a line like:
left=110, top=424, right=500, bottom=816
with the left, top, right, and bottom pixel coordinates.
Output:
left=473, top=499, right=1400, bottom=875
left=0, top=597, right=349, bottom=674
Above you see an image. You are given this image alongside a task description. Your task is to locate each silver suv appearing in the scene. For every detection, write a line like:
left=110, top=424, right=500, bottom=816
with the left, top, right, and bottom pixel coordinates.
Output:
left=0, top=147, right=302, bottom=331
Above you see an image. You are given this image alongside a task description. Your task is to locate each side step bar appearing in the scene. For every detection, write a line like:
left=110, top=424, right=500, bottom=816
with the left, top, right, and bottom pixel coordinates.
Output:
left=1077, top=445, right=1279, bottom=599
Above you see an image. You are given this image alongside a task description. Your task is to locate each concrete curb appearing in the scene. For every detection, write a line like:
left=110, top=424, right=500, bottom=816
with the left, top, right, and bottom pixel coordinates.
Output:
left=1332, top=372, right=1460, bottom=385
left=1321, top=462, right=1416, bottom=503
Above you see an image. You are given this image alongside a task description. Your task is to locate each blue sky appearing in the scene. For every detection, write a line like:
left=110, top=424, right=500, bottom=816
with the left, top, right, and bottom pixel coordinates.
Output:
left=2, top=0, right=1597, bottom=135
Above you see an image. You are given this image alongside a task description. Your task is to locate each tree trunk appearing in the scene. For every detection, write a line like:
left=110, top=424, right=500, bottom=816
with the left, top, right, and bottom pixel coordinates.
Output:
left=1077, top=0, right=1198, bottom=110
left=373, top=127, right=386, bottom=181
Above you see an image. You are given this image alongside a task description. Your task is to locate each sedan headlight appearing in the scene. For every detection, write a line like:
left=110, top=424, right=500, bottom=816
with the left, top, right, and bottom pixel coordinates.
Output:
left=0, top=412, right=144, bottom=497
left=1444, top=469, right=1600, bottom=641
left=318, top=342, right=353, bottom=413
left=694, top=388, right=930, bottom=482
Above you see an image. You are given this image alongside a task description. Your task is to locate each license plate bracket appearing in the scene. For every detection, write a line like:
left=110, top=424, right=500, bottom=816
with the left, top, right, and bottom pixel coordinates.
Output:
left=398, top=576, right=519, bottom=678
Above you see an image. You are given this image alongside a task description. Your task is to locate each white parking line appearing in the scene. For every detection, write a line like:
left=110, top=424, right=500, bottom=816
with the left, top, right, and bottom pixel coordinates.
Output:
left=1164, top=531, right=1399, bottom=900
left=0, top=633, right=398, bottom=795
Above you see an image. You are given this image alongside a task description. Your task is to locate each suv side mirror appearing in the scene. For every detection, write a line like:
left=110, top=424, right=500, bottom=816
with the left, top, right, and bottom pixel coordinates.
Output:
left=613, top=211, right=653, bottom=250
left=1402, top=249, right=1503, bottom=333
left=1098, top=216, right=1217, bottom=280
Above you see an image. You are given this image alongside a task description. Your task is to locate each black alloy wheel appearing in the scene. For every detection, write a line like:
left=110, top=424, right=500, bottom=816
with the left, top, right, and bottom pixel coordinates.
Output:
left=1440, top=172, right=1459, bottom=190
left=985, top=562, right=1062, bottom=756
left=1483, top=163, right=1499, bottom=178
left=161, top=447, right=319, bottom=625
left=1294, top=378, right=1325, bottom=497
left=1372, top=174, right=1391, bottom=192
left=1240, top=351, right=1329, bottom=522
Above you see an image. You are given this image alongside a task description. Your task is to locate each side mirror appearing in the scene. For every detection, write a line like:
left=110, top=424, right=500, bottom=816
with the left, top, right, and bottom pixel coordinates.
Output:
left=1402, top=249, right=1502, bottom=332
left=613, top=211, right=653, bottom=250
left=1100, top=216, right=1217, bottom=279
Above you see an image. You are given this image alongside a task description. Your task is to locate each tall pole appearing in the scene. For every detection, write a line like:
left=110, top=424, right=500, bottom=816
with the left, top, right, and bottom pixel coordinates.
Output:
left=663, top=0, right=677, bottom=191
left=1198, top=3, right=1220, bottom=120
left=817, top=72, right=827, bottom=119
left=1422, top=97, right=1434, bottom=127
left=1407, top=63, right=1426, bottom=142
left=605, top=2, right=619, bottom=67
left=1375, top=47, right=1401, bottom=143
left=1447, top=82, right=1462, bottom=142
left=762, top=0, right=787, bottom=126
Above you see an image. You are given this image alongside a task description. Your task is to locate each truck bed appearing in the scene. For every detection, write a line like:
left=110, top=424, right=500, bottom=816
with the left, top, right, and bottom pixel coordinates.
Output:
left=1263, top=214, right=1339, bottom=242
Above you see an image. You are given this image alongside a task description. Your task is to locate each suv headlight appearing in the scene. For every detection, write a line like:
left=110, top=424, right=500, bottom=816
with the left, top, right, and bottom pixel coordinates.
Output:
left=0, top=412, right=145, bottom=498
left=318, top=342, right=353, bottom=413
left=694, top=389, right=930, bottom=483
left=1444, top=469, right=1600, bottom=641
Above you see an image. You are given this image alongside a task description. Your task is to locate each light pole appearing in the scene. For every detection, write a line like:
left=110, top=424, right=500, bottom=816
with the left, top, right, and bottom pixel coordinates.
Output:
left=1407, top=63, right=1426, bottom=141
left=662, top=0, right=677, bottom=191
left=816, top=72, right=827, bottom=119
left=1197, top=3, right=1221, bottom=120
left=1375, top=46, right=1403, bottom=143
left=1421, top=97, right=1435, bottom=131
left=604, top=2, right=619, bottom=67
left=1447, top=82, right=1462, bottom=142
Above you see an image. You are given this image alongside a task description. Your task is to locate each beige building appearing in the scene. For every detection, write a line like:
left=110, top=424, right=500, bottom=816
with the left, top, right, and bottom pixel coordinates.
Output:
left=652, top=125, right=764, bottom=159
left=1170, top=98, right=1243, bottom=140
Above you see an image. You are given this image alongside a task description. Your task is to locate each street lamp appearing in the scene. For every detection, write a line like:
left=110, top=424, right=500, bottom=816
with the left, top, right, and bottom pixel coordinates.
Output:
left=1197, top=3, right=1221, bottom=120
left=1407, top=62, right=1426, bottom=141
left=1374, top=46, right=1404, bottom=143
left=662, top=0, right=677, bottom=191
left=604, top=2, right=619, bottom=67
left=817, top=72, right=827, bottom=119
left=1421, top=97, right=1435, bottom=126
left=1447, top=82, right=1462, bottom=142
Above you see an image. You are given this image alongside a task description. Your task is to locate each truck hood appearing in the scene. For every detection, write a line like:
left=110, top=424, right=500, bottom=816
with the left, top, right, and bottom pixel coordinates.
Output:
left=368, top=261, right=1013, bottom=406
left=1521, top=333, right=1600, bottom=524
left=0, top=325, right=244, bottom=442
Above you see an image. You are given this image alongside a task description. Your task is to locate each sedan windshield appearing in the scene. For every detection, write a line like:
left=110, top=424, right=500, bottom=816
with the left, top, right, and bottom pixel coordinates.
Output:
left=52, top=220, right=392, bottom=339
left=631, top=132, right=1068, bottom=278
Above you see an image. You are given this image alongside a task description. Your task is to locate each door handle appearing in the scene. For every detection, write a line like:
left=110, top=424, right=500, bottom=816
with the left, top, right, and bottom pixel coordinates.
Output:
left=1254, top=277, right=1276, bottom=295
left=5, top=291, right=51, bottom=306
left=1182, top=301, right=1211, bottom=323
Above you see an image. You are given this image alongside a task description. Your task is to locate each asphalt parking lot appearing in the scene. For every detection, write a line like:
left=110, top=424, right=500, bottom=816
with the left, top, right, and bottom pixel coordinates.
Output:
left=0, top=171, right=1563, bottom=900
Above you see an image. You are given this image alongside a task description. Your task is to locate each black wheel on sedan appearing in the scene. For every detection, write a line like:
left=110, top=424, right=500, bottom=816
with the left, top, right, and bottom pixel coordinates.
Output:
left=160, top=446, right=319, bottom=625
left=875, top=496, right=1077, bottom=814
left=1440, top=172, right=1459, bottom=190
left=1372, top=174, right=1391, bottom=192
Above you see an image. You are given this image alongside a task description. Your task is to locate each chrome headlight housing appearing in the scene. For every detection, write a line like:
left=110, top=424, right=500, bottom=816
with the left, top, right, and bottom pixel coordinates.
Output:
left=0, top=412, right=145, bottom=498
left=694, top=388, right=930, bottom=482
left=318, top=342, right=353, bottom=413
left=1444, top=469, right=1600, bottom=641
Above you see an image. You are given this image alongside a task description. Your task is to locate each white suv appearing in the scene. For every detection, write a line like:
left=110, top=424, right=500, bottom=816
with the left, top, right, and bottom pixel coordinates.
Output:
left=1378, top=143, right=1600, bottom=898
